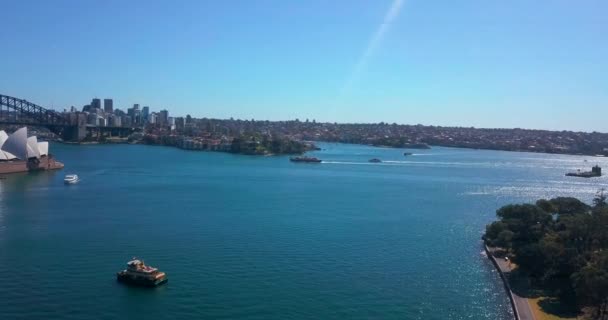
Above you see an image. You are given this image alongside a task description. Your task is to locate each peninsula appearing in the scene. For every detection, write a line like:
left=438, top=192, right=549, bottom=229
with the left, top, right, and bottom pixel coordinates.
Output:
left=483, top=191, right=608, bottom=320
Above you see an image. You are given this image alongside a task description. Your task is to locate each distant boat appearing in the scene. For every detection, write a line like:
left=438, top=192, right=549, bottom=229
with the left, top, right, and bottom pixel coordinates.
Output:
left=64, top=174, right=79, bottom=184
left=290, top=156, right=322, bottom=163
left=403, top=152, right=413, bottom=156
left=117, top=258, right=167, bottom=287
left=369, top=158, right=382, bottom=163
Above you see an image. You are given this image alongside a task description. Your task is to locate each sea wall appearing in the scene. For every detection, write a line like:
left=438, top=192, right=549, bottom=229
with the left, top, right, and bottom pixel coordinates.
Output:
left=484, top=244, right=520, bottom=320
left=0, top=157, right=64, bottom=174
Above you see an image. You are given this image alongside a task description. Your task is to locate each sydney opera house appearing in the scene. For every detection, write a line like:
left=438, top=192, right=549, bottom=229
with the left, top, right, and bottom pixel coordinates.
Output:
left=0, top=127, right=64, bottom=174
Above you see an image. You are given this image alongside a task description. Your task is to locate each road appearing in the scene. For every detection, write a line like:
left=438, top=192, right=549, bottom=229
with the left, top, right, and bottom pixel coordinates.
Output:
left=491, top=251, right=536, bottom=320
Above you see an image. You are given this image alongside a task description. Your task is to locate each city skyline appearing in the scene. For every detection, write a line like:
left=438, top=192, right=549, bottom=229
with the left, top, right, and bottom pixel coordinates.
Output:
left=0, top=0, right=606, bottom=132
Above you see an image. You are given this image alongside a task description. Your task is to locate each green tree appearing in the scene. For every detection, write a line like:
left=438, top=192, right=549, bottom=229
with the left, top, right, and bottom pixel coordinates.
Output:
left=593, top=188, right=607, bottom=209
left=484, top=221, right=507, bottom=246
left=496, top=204, right=552, bottom=250
left=514, top=243, right=546, bottom=278
left=572, top=252, right=608, bottom=319
left=549, top=197, right=590, bottom=215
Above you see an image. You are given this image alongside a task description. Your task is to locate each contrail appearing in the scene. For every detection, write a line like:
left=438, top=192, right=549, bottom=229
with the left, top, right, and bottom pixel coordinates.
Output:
left=338, top=0, right=405, bottom=99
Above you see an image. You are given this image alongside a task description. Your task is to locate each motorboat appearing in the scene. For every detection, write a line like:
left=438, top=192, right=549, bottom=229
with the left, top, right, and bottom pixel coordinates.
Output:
left=117, top=258, right=168, bottom=287
left=290, top=156, right=322, bottom=163
left=64, top=174, right=79, bottom=184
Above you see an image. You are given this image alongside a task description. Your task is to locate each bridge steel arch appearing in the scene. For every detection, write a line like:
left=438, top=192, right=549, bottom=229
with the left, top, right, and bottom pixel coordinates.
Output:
left=1, top=94, right=139, bottom=141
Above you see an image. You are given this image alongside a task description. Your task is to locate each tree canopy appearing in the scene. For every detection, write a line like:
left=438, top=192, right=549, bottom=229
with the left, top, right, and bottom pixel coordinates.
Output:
left=484, top=191, right=608, bottom=317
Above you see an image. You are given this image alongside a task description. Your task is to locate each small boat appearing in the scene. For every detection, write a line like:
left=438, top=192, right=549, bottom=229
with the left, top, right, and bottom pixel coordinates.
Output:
left=403, top=152, right=413, bottom=156
left=290, top=156, right=322, bottom=163
left=369, top=158, right=382, bottom=163
left=64, top=174, right=79, bottom=184
left=117, top=258, right=168, bottom=287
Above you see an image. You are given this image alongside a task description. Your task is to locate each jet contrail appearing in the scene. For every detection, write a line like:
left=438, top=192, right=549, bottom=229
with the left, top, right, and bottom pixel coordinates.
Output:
left=339, top=0, right=405, bottom=98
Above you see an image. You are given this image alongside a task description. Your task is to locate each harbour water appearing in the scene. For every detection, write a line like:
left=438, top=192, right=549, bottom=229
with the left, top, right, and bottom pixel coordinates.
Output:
left=1, top=143, right=606, bottom=319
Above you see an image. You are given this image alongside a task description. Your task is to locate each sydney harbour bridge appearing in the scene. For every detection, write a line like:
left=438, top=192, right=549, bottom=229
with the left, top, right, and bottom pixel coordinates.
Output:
left=0, top=94, right=136, bottom=141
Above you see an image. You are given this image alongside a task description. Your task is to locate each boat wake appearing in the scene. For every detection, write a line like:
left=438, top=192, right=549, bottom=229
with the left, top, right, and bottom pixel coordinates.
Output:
left=321, top=161, right=376, bottom=165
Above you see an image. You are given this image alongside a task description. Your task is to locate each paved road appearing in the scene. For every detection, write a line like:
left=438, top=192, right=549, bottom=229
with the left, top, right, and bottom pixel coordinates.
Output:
left=492, top=253, right=536, bottom=320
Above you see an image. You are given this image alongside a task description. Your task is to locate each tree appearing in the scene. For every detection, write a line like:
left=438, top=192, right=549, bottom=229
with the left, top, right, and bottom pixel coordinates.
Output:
left=549, top=197, right=590, bottom=215
left=536, top=199, right=556, bottom=213
left=514, top=243, right=546, bottom=277
left=594, top=188, right=607, bottom=209
left=495, top=230, right=514, bottom=248
left=572, top=253, right=608, bottom=319
left=484, top=193, right=608, bottom=316
left=484, top=221, right=507, bottom=246
left=496, top=204, right=552, bottom=250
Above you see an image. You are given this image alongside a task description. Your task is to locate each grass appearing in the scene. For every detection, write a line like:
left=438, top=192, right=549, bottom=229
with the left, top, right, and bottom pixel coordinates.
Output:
left=506, top=269, right=581, bottom=320
left=529, top=297, right=579, bottom=320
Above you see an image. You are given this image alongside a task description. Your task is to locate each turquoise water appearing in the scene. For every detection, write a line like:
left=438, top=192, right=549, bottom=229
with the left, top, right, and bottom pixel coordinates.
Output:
left=1, top=143, right=607, bottom=319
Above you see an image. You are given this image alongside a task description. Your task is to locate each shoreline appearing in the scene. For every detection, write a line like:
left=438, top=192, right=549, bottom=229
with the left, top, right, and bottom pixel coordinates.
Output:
left=485, top=244, right=539, bottom=320
left=55, top=139, right=608, bottom=158
left=484, top=244, right=521, bottom=320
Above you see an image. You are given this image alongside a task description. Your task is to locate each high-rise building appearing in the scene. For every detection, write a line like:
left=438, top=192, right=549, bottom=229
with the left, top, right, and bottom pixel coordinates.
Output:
left=149, top=112, right=157, bottom=124
left=142, top=106, right=150, bottom=122
left=122, top=115, right=132, bottom=127
left=159, top=110, right=169, bottom=126
left=168, top=117, right=176, bottom=131
left=104, top=99, right=113, bottom=113
left=107, top=114, right=122, bottom=127
left=175, top=117, right=185, bottom=130
left=133, top=109, right=142, bottom=125
left=87, top=113, right=98, bottom=125
left=91, top=98, right=101, bottom=110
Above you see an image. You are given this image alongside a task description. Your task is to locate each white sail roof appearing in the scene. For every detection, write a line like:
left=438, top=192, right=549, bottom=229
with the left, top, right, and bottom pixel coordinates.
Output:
left=1, top=127, right=28, bottom=160
left=38, top=141, right=49, bottom=157
left=0, top=130, right=8, bottom=145
left=0, top=131, right=10, bottom=160
left=0, top=130, right=20, bottom=160
left=27, top=136, right=40, bottom=159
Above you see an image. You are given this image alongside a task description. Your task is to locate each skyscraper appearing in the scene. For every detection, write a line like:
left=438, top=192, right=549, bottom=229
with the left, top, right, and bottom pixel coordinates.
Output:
left=142, top=106, right=150, bottom=123
left=149, top=112, right=157, bottom=124
left=104, top=99, right=113, bottom=113
left=159, top=110, right=169, bottom=126
left=91, top=98, right=101, bottom=110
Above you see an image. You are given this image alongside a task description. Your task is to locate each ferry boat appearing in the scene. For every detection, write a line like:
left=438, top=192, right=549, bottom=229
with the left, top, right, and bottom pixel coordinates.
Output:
left=117, top=258, right=168, bottom=287
left=290, top=156, right=322, bottom=163
left=369, top=158, right=382, bottom=163
left=64, top=174, right=79, bottom=184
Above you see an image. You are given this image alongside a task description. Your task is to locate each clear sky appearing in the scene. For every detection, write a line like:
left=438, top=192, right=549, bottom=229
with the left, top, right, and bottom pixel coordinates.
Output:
left=0, top=0, right=606, bottom=131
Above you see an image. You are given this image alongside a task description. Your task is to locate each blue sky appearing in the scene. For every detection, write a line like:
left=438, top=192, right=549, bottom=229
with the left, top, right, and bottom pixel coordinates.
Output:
left=0, top=0, right=606, bottom=131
